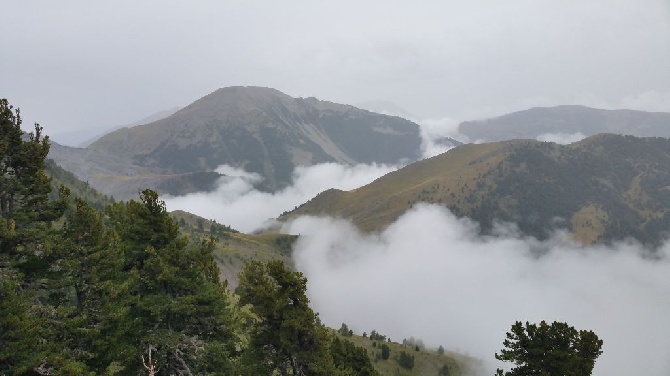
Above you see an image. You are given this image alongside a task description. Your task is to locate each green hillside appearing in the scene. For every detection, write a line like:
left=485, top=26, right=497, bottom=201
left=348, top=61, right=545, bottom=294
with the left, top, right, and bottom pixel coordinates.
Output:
left=45, top=159, right=116, bottom=210
left=284, top=134, right=670, bottom=246
left=169, top=210, right=294, bottom=290
left=337, top=331, right=477, bottom=376
left=46, top=157, right=291, bottom=290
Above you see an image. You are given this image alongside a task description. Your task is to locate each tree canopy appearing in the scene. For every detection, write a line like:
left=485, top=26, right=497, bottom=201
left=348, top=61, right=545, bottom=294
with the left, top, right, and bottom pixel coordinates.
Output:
left=0, top=98, right=431, bottom=375
left=495, top=320, right=603, bottom=376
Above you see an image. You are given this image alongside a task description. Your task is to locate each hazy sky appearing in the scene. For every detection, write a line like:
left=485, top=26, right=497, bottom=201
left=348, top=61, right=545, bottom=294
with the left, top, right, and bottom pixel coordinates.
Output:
left=3, top=1, right=669, bottom=136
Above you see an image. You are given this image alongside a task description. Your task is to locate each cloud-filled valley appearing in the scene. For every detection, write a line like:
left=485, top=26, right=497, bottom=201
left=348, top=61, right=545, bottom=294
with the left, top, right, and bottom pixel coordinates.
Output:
left=6, top=1, right=670, bottom=374
left=283, top=204, right=670, bottom=375
left=165, top=153, right=670, bottom=375
left=164, top=162, right=399, bottom=233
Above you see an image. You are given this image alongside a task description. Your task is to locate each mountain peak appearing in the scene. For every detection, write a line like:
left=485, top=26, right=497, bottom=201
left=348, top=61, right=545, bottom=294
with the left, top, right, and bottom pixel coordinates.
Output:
left=89, top=86, right=422, bottom=192
left=175, top=86, right=293, bottom=117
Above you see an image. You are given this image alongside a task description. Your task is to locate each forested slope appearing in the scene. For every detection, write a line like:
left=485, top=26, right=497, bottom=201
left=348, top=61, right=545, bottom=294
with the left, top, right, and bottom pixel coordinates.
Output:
left=1, top=99, right=470, bottom=375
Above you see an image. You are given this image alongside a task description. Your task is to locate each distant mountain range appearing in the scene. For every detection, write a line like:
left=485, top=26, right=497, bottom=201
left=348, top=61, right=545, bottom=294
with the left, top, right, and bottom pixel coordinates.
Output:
left=459, top=105, right=670, bottom=142
left=45, top=88, right=670, bottom=242
left=283, top=133, right=670, bottom=246
left=48, top=87, right=425, bottom=198
left=86, top=87, right=422, bottom=192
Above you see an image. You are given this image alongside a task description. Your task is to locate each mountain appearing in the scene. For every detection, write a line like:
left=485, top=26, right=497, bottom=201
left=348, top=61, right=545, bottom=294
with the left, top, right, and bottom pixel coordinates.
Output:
left=90, top=86, right=422, bottom=190
left=283, top=134, right=670, bottom=246
left=45, top=159, right=116, bottom=210
left=459, top=105, right=670, bottom=142
left=47, top=141, right=222, bottom=200
left=44, top=159, right=293, bottom=290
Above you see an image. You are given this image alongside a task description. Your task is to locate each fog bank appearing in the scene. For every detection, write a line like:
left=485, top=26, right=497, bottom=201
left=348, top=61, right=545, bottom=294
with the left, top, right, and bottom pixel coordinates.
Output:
left=164, top=163, right=397, bottom=233
left=283, top=204, right=670, bottom=375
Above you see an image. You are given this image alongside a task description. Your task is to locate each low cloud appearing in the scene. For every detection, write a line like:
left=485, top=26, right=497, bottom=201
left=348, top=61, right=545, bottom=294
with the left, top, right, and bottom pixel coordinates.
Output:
left=416, top=117, right=464, bottom=158
left=283, top=204, right=670, bottom=375
left=536, top=132, right=587, bottom=144
left=164, top=163, right=397, bottom=233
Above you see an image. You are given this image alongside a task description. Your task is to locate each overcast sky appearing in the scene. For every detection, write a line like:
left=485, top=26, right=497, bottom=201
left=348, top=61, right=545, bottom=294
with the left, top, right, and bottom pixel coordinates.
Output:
left=2, top=1, right=669, bottom=136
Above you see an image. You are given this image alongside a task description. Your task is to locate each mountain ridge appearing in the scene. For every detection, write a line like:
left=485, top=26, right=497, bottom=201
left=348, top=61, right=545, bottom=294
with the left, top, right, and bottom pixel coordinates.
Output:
left=283, top=133, right=670, bottom=246
left=459, top=105, right=670, bottom=142
left=90, top=86, right=423, bottom=191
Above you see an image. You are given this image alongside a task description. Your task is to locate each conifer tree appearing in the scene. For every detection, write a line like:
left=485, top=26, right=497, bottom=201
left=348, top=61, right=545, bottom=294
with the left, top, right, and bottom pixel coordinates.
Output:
left=495, top=320, right=603, bottom=376
left=107, top=189, right=237, bottom=375
left=0, top=99, right=74, bottom=374
left=237, top=260, right=335, bottom=375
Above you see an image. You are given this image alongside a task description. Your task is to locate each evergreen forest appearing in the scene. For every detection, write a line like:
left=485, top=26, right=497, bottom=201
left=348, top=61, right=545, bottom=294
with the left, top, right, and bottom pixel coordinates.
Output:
left=0, top=99, right=385, bottom=375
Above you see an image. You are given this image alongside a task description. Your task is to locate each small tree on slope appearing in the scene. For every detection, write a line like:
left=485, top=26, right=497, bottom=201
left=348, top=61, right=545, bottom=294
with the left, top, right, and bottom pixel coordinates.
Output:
left=495, top=320, right=603, bottom=376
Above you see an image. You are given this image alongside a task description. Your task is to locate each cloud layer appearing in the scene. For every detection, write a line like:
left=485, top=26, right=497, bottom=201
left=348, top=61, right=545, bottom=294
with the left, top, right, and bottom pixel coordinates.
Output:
left=284, top=204, right=670, bottom=375
left=164, top=163, right=397, bottom=233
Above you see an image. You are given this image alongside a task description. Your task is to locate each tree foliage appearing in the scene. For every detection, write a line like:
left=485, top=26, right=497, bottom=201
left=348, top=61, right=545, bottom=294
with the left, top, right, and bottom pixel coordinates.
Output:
left=397, top=350, right=415, bottom=370
left=237, top=260, right=336, bottom=375
left=380, top=343, right=390, bottom=360
left=495, top=320, right=603, bottom=376
left=330, top=336, right=379, bottom=375
left=0, top=99, right=385, bottom=375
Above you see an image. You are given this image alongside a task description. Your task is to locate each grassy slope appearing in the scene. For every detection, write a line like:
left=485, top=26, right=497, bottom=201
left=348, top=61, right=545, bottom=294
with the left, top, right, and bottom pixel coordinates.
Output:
left=170, top=210, right=294, bottom=290
left=286, top=141, right=512, bottom=231
left=47, top=157, right=292, bottom=290
left=337, top=332, right=478, bottom=376
left=284, top=134, right=670, bottom=246
left=50, top=161, right=481, bottom=373
left=46, top=159, right=116, bottom=210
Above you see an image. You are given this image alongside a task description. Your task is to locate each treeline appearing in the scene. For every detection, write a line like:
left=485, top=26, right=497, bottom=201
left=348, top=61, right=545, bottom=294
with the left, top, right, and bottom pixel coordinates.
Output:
left=0, top=99, right=377, bottom=375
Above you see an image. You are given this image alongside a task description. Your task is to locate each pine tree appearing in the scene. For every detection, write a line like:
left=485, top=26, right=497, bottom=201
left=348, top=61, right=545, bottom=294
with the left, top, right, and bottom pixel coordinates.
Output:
left=108, top=190, right=237, bottom=375
left=495, top=321, right=603, bottom=376
left=237, top=260, right=335, bottom=375
left=58, top=198, right=134, bottom=372
left=0, top=99, right=75, bottom=374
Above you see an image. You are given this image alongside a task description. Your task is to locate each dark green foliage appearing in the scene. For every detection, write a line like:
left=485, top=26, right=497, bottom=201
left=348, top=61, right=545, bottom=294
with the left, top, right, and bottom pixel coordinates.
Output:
left=369, top=330, right=387, bottom=341
left=210, top=220, right=236, bottom=237
left=1, top=99, right=399, bottom=375
left=438, top=364, right=452, bottom=376
left=495, top=321, right=603, bottom=376
left=237, top=260, right=335, bottom=375
left=339, top=322, right=354, bottom=337
left=468, top=136, right=670, bottom=244
left=45, top=159, right=114, bottom=210
left=0, top=99, right=69, bottom=263
left=397, top=350, right=415, bottom=370
left=0, top=272, right=44, bottom=375
left=107, top=190, right=236, bottom=375
left=106, top=189, right=183, bottom=271
left=331, top=336, right=379, bottom=375
left=274, top=234, right=298, bottom=256
left=438, top=345, right=445, bottom=355
left=58, top=198, right=131, bottom=371
left=380, top=344, right=390, bottom=360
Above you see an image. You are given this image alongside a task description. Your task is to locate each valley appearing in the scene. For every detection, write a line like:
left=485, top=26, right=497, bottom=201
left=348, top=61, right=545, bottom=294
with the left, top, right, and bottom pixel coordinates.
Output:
left=7, top=89, right=670, bottom=375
